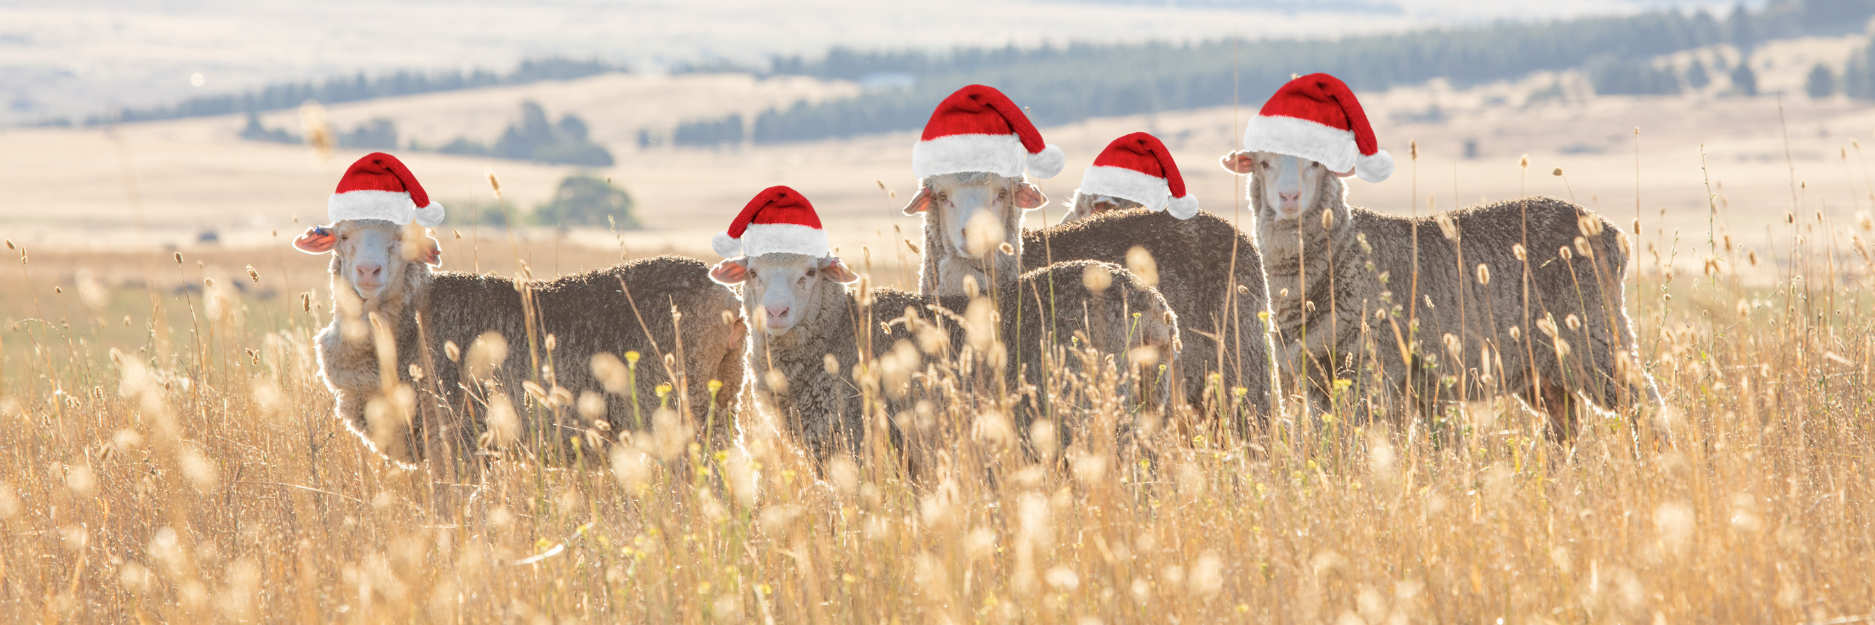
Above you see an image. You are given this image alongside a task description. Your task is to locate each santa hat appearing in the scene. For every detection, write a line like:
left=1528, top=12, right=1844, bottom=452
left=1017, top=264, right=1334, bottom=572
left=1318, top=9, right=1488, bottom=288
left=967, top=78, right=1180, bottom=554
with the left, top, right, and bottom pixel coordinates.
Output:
left=712, top=186, right=829, bottom=258
left=328, top=152, right=445, bottom=227
left=1242, top=73, right=1394, bottom=183
left=912, top=85, right=1065, bottom=180
left=1079, top=132, right=1200, bottom=220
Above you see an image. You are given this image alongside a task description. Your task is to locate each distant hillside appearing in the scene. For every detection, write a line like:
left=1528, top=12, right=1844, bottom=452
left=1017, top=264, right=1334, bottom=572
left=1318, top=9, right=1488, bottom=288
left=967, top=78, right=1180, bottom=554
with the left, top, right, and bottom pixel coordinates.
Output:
left=664, top=0, right=1875, bottom=147
left=60, top=57, right=624, bottom=127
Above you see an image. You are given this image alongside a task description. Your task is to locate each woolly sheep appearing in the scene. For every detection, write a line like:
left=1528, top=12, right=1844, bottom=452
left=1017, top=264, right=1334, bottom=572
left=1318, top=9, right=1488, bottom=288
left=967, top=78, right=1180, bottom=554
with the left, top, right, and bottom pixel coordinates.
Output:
left=294, top=219, right=747, bottom=464
left=1222, top=151, right=1661, bottom=435
left=902, top=173, right=1276, bottom=422
left=710, top=252, right=1175, bottom=465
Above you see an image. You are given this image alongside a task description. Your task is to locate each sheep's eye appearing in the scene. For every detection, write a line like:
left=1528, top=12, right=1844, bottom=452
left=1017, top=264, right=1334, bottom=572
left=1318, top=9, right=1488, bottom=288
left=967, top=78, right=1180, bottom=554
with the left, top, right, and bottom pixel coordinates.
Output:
left=805, top=269, right=817, bottom=278
left=340, top=234, right=349, bottom=241
left=998, top=188, right=1009, bottom=199
left=747, top=270, right=758, bottom=279
left=936, top=192, right=948, bottom=203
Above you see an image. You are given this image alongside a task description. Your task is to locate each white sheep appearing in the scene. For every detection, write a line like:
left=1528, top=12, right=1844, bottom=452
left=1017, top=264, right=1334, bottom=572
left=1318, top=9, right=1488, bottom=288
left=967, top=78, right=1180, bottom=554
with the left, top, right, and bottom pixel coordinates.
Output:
left=295, top=219, right=747, bottom=464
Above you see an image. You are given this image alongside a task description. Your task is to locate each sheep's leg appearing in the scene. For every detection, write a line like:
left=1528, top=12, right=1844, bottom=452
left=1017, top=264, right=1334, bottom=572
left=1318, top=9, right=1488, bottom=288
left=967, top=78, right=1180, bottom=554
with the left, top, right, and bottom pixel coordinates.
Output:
left=333, top=390, right=372, bottom=440
left=699, top=317, right=749, bottom=449
left=1534, top=381, right=1577, bottom=441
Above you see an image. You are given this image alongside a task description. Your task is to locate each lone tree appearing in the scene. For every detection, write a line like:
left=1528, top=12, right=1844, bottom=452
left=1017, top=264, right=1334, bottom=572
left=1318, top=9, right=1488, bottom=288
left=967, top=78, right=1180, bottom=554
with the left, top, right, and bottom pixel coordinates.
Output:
left=1686, top=59, right=1711, bottom=90
left=534, top=174, right=639, bottom=229
left=1807, top=63, right=1837, bottom=98
left=1731, top=60, right=1759, bottom=96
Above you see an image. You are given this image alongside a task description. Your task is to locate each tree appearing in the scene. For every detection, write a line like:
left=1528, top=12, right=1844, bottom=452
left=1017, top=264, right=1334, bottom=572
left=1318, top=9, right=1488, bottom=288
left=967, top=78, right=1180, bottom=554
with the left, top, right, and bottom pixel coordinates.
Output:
left=1586, top=55, right=1681, bottom=96
left=1731, top=60, right=1759, bottom=96
left=1806, top=63, right=1836, bottom=98
left=1728, top=4, right=1756, bottom=54
left=673, top=114, right=745, bottom=148
left=533, top=175, right=639, bottom=229
left=1686, top=59, right=1711, bottom=89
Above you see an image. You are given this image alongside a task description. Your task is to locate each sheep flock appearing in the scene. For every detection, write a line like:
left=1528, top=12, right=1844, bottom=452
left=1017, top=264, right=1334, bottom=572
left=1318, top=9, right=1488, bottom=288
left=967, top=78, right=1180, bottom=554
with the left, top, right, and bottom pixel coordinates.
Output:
left=299, top=75, right=1662, bottom=477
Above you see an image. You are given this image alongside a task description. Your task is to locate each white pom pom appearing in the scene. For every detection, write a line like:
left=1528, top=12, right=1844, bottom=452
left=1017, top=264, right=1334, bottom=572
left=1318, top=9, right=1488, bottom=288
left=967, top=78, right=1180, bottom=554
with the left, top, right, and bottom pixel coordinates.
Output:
left=1167, top=194, right=1200, bottom=220
left=712, top=232, right=741, bottom=258
left=413, top=201, right=445, bottom=228
left=1355, top=150, right=1394, bottom=183
left=1027, top=143, right=1066, bottom=179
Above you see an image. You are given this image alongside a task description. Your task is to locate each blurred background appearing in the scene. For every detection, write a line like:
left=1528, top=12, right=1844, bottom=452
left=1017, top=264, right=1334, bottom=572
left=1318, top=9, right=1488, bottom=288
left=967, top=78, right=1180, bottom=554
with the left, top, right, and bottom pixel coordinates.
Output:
left=1, top=0, right=1868, bottom=285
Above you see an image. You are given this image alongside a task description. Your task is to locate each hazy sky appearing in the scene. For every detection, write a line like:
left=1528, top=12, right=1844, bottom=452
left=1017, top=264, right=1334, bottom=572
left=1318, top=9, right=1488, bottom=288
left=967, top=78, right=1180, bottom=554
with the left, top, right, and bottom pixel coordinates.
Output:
left=1, top=0, right=1755, bottom=124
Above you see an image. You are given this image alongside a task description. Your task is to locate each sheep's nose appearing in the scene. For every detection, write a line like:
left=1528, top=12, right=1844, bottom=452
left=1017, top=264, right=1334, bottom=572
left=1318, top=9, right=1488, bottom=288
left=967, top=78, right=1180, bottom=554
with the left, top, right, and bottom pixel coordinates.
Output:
left=766, top=306, right=790, bottom=321
left=357, top=263, right=383, bottom=280
left=1279, top=191, right=1300, bottom=204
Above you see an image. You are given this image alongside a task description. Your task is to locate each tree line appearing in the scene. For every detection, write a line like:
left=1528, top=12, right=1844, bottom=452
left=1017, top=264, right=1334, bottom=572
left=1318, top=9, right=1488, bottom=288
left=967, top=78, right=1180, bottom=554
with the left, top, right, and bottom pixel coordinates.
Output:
left=77, top=57, right=623, bottom=127
left=240, top=101, right=614, bottom=167
left=670, top=0, right=1875, bottom=147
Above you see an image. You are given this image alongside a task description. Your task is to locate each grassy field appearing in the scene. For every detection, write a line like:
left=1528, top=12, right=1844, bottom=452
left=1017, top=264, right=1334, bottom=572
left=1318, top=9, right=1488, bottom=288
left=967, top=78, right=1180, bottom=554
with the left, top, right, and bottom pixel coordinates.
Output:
left=7, top=46, right=1875, bottom=621
left=0, top=174, right=1871, bottom=623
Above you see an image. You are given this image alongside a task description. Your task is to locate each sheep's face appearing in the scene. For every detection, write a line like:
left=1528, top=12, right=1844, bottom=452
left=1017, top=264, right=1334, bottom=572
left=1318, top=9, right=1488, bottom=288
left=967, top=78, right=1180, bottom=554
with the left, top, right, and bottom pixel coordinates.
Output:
left=903, top=173, right=1048, bottom=260
left=710, top=253, right=858, bottom=337
left=292, top=219, right=441, bottom=301
left=1253, top=152, right=1328, bottom=221
left=1064, top=191, right=1143, bottom=223
left=1223, top=150, right=1353, bottom=226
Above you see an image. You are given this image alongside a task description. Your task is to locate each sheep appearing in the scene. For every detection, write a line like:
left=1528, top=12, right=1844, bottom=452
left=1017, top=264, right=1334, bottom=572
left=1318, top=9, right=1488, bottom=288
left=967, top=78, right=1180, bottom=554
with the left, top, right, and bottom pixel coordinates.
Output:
left=709, top=252, right=1175, bottom=465
left=293, top=219, right=747, bottom=465
left=901, top=173, right=1277, bottom=424
left=1059, top=190, right=1140, bottom=224
left=1222, top=150, right=1661, bottom=436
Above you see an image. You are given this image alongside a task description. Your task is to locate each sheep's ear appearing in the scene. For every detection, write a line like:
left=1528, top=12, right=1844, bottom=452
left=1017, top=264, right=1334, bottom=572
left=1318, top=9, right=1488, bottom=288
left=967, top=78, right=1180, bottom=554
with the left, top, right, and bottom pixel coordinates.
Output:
left=400, top=222, right=442, bottom=266
left=901, top=186, right=934, bottom=215
left=819, top=257, right=860, bottom=284
left=420, top=236, right=443, bottom=267
left=710, top=257, right=750, bottom=285
left=1220, top=151, right=1256, bottom=175
left=293, top=226, right=336, bottom=254
left=1015, top=182, right=1048, bottom=210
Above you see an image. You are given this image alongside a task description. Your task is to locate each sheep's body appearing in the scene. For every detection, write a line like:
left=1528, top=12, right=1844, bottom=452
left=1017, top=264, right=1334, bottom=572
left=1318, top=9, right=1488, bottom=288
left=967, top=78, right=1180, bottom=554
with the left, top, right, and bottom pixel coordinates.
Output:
left=1023, top=208, right=1277, bottom=419
left=1256, top=174, right=1658, bottom=430
left=745, top=261, right=1174, bottom=462
left=316, top=255, right=747, bottom=463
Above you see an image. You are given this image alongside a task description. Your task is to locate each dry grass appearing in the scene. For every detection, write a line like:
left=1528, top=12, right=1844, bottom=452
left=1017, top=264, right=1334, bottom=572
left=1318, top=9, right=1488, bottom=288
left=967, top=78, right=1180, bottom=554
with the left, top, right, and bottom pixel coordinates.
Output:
left=2, top=180, right=1875, bottom=625
left=0, top=209, right=1867, bottom=623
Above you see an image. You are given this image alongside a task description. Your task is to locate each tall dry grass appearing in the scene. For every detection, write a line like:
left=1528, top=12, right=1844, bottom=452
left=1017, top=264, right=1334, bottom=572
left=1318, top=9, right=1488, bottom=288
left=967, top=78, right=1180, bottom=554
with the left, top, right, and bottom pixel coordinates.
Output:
left=0, top=185, right=1871, bottom=624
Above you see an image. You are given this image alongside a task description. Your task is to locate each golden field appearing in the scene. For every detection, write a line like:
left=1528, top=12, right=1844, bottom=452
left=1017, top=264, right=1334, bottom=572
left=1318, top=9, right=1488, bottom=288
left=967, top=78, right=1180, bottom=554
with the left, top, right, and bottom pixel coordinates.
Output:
left=0, top=194, right=1871, bottom=622
left=1, top=51, right=1875, bottom=622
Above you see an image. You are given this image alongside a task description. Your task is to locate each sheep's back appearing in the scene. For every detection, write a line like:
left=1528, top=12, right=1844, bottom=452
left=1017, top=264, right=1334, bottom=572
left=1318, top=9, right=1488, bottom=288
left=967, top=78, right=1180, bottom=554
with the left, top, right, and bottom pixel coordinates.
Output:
left=1351, top=197, right=1630, bottom=361
left=426, top=256, right=742, bottom=433
left=1022, top=208, right=1269, bottom=404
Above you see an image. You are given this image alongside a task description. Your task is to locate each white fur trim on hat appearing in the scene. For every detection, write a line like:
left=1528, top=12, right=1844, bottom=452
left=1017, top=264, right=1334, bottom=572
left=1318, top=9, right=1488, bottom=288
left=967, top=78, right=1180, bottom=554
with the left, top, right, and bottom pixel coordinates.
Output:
left=413, top=202, right=445, bottom=227
left=330, top=190, right=445, bottom=226
left=913, top=133, right=1026, bottom=179
left=1027, top=144, right=1065, bottom=179
left=1355, top=150, right=1394, bottom=183
left=737, top=223, right=830, bottom=258
left=712, top=231, right=741, bottom=257
left=1167, top=195, right=1200, bottom=220
left=1079, top=165, right=1171, bottom=212
left=1242, top=115, right=1359, bottom=176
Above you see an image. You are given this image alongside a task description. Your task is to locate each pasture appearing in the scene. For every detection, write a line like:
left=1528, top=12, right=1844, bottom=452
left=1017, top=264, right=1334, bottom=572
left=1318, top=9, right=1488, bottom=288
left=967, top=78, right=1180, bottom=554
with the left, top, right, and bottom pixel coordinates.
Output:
left=0, top=191, right=1869, bottom=622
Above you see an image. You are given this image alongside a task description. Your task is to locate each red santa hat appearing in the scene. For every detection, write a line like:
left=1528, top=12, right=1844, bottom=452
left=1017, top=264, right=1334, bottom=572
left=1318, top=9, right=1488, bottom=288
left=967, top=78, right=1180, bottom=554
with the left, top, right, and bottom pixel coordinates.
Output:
left=713, top=186, right=829, bottom=258
left=1078, top=132, right=1200, bottom=220
left=912, top=85, right=1065, bottom=180
left=328, top=152, right=445, bottom=227
left=1242, top=73, right=1394, bottom=183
